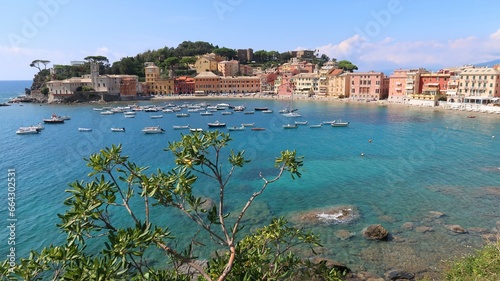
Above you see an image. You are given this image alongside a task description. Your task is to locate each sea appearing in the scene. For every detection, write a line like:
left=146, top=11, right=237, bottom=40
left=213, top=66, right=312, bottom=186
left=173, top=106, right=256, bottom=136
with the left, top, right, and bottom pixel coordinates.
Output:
left=1, top=80, right=500, bottom=278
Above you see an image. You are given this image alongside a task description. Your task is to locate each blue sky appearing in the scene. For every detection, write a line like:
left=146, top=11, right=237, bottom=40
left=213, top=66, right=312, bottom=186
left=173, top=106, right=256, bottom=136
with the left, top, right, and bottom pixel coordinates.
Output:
left=1, top=0, right=500, bottom=80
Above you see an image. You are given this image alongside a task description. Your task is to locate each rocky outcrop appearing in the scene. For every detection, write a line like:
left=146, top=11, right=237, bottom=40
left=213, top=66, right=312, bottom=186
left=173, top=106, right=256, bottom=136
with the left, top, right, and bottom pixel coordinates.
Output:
left=385, top=269, right=415, bottom=280
left=362, top=224, right=389, bottom=240
left=292, top=205, right=359, bottom=225
left=445, top=224, right=467, bottom=234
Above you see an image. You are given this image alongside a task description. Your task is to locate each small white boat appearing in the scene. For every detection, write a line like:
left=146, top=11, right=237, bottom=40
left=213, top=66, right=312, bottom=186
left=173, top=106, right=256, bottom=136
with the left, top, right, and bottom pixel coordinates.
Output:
left=173, top=125, right=190, bottom=130
left=16, top=127, right=39, bottom=135
left=282, top=112, right=301, bottom=118
left=228, top=125, right=245, bottom=131
left=244, top=111, right=255, bottom=114
left=200, top=111, right=213, bottom=116
left=162, top=108, right=174, bottom=113
left=100, top=111, right=114, bottom=115
left=322, top=121, right=336, bottom=125
left=93, top=107, right=104, bottom=111
left=242, top=123, right=255, bottom=127
left=124, top=115, right=135, bottom=118
left=123, top=111, right=136, bottom=115
left=233, top=105, right=246, bottom=111
left=190, top=128, right=203, bottom=132
left=150, top=115, right=163, bottom=119
left=309, top=124, right=322, bottom=128
left=59, top=115, right=71, bottom=120
left=20, top=123, right=44, bottom=132
left=111, top=127, right=126, bottom=132
left=295, top=121, right=308, bottom=125
left=262, top=109, right=273, bottom=113
left=176, top=113, right=190, bottom=117
left=207, top=120, right=226, bottom=128
left=221, top=111, right=233, bottom=115
left=142, top=126, right=165, bottom=134
left=331, top=120, right=349, bottom=127
left=283, top=124, right=298, bottom=129
left=78, top=128, right=92, bottom=132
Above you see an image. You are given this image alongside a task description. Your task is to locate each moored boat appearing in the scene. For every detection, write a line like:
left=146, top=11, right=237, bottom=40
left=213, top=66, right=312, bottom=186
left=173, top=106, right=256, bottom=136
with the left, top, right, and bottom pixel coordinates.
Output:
left=295, top=121, right=308, bottom=125
left=16, top=127, right=39, bottom=135
left=228, top=125, right=245, bottom=131
left=200, top=111, right=213, bottom=116
left=242, top=123, right=255, bottom=127
left=111, top=127, right=126, bottom=132
left=207, top=120, right=226, bottom=128
left=176, top=113, right=190, bottom=117
left=251, top=127, right=265, bottom=131
left=283, top=124, right=298, bottom=129
left=150, top=115, right=163, bottom=119
left=78, top=127, right=92, bottom=132
left=43, top=114, right=65, bottom=124
left=254, top=107, right=268, bottom=111
left=142, top=126, right=165, bottom=134
left=190, top=128, right=203, bottom=132
left=309, top=124, right=322, bottom=128
left=331, top=120, right=349, bottom=127
left=173, top=125, right=190, bottom=130
left=221, top=111, right=233, bottom=115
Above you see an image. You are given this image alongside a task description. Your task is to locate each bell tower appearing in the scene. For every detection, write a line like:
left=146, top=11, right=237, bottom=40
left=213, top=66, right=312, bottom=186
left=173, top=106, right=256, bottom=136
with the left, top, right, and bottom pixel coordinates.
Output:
left=90, top=62, right=99, bottom=89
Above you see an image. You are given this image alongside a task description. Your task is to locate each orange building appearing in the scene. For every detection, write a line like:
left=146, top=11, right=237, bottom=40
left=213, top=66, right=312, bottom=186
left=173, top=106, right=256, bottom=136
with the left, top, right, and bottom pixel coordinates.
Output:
left=388, top=69, right=408, bottom=103
left=120, top=77, right=137, bottom=98
left=194, top=72, right=221, bottom=95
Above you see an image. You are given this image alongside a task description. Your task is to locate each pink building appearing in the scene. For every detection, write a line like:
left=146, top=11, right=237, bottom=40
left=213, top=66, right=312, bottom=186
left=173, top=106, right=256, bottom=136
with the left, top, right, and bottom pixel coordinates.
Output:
left=348, top=72, right=388, bottom=101
left=275, top=73, right=294, bottom=96
left=388, top=69, right=408, bottom=103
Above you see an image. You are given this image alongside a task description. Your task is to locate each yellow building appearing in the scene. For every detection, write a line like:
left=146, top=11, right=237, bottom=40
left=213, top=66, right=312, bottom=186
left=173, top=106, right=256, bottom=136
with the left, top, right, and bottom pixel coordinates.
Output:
left=195, top=53, right=224, bottom=73
left=327, top=69, right=349, bottom=98
left=144, top=63, right=174, bottom=95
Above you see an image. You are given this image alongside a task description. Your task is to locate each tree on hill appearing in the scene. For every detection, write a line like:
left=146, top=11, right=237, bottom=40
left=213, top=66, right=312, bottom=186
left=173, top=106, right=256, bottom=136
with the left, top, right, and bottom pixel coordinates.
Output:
left=338, top=60, right=358, bottom=72
left=213, top=47, right=237, bottom=60
left=29, top=59, right=50, bottom=72
left=0, top=131, right=346, bottom=280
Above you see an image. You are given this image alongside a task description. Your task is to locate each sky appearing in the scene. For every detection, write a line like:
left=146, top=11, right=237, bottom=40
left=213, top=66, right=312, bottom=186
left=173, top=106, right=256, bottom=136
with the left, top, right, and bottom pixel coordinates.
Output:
left=1, top=0, right=500, bottom=80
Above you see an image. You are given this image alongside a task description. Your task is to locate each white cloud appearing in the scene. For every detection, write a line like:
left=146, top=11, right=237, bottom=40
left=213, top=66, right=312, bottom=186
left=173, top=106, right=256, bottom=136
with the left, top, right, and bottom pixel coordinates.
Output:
left=316, top=29, right=500, bottom=72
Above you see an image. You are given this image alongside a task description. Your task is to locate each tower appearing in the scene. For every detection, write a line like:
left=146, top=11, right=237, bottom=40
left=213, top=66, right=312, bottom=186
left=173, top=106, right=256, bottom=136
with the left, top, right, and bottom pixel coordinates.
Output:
left=90, top=62, right=99, bottom=90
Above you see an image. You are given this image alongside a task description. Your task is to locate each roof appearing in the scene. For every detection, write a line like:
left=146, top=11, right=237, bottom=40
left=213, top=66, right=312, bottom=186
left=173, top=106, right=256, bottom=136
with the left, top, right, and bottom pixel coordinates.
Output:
left=194, top=71, right=220, bottom=78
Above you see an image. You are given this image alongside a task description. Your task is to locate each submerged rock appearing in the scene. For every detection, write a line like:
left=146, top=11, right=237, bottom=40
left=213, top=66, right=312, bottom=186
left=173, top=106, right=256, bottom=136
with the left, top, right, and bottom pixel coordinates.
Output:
left=362, top=224, right=389, bottom=240
left=334, top=229, right=356, bottom=240
left=415, top=226, right=433, bottom=233
left=385, top=269, right=415, bottom=280
left=292, top=205, right=359, bottom=225
left=445, top=224, right=467, bottom=234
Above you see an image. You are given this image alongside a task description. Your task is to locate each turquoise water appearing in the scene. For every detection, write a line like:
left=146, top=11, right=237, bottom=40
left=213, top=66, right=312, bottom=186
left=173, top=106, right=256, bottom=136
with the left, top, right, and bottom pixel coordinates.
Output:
left=1, top=81, right=499, bottom=278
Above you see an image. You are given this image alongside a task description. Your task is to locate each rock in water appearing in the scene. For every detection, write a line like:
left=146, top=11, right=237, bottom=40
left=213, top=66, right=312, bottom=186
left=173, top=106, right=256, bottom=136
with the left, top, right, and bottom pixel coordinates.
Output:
left=385, top=269, right=415, bottom=280
left=362, top=224, right=389, bottom=240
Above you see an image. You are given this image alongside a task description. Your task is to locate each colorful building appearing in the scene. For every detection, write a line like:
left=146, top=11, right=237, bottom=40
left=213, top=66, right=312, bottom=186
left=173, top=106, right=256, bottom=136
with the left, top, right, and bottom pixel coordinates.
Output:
left=174, top=76, right=195, bottom=95
left=194, top=71, right=221, bottom=95
left=291, top=73, right=319, bottom=97
left=459, top=65, right=500, bottom=105
left=388, top=69, right=408, bottom=103
left=220, top=76, right=260, bottom=94
left=348, top=72, right=388, bottom=101
left=409, top=69, right=452, bottom=106
left=195, top=53, right=224, bottom=74
left=218, top=60, right=239, bottom=77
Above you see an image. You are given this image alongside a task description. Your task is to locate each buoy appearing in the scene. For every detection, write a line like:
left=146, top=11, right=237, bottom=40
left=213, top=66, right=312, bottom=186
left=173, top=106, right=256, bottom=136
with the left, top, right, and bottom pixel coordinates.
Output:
left=492, top=136, right=495, bottom=138
left=360, top=153, right=365, bottom=157
left=368, top=139, right=372, bottom=143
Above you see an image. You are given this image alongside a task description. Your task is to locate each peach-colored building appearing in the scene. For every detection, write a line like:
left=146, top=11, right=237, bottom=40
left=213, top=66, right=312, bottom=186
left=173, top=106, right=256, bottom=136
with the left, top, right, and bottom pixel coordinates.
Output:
left=388, top=69, right=408, bottom=103
left=291, top=73, right=319, bottom=97
left=327, top=69, right=349, bottom=98
left=218, top=60, right=239, bottom=77
left=348, top=72, right=388, bottom=101
left=194, top=71, right=221, bottom=95
left=220, top=76, right=260, bottom=94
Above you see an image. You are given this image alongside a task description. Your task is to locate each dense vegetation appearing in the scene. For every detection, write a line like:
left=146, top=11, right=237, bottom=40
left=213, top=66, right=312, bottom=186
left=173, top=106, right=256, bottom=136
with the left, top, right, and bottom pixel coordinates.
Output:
left=0, top=131, right=347, bottom=280
left=30, top=40, right=334, bottom=90
left=442, top=237, right=500, bottom=280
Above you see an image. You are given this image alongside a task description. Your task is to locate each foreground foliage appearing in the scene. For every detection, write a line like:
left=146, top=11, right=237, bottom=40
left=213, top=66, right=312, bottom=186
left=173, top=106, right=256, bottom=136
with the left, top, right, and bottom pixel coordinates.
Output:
left=444, top=236, right=500, bottom=281
left=1, top=131, right=345, bottom=280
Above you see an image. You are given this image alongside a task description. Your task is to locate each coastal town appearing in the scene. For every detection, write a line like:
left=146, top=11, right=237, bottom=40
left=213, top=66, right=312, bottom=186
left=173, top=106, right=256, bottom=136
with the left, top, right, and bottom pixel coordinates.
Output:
left=18, top=47, right=500, bottom=114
